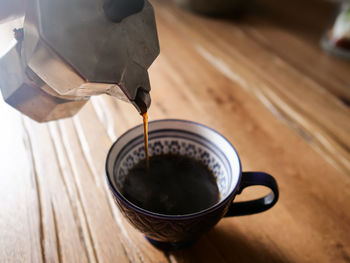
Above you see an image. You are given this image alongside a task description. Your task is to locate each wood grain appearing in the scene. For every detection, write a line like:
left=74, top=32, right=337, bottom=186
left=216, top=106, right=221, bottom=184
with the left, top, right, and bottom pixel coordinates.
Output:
left=1, top=0, right=350, bottom=262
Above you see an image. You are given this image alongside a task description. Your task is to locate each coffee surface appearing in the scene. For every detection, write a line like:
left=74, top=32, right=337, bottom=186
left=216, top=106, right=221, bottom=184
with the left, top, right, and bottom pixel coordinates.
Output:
left=119, top=154, right=220, bottom=215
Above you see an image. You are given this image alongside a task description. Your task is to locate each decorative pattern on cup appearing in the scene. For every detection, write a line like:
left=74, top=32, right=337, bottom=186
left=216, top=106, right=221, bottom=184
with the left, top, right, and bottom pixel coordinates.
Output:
left=112, top=194, right=231, bottom=242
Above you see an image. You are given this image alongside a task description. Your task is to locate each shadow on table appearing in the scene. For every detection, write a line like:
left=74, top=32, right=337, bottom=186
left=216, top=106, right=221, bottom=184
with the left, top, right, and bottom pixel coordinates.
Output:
left=168, top=226, right=289, bottom=263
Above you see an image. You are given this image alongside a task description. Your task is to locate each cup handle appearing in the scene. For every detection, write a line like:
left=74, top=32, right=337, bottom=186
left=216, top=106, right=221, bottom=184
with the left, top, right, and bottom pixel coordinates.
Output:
left=224, top=172, right=279, bottom=217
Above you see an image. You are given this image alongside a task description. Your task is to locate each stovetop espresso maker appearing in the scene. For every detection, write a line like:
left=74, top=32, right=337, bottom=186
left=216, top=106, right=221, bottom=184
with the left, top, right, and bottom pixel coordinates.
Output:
left=0, top=0, right=159, bottom=122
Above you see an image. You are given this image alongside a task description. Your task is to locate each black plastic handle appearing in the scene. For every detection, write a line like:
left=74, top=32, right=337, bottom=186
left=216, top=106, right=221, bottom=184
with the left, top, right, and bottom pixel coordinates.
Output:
left=225, top=172, right=279, bottom=217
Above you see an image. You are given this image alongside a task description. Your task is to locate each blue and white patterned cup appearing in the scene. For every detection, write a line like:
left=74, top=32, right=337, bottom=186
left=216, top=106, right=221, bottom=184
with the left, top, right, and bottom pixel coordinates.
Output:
left=106, top=119, right=279, bottom=249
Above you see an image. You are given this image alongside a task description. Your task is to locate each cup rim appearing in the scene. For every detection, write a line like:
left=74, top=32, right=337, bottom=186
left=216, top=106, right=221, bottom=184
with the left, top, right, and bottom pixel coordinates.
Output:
left=105, top=119, right=242, bottom=220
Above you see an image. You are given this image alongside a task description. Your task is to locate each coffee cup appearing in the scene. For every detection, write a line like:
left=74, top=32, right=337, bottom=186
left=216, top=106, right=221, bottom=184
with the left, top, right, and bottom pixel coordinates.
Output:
left=106, top=119, right=279, bottom=249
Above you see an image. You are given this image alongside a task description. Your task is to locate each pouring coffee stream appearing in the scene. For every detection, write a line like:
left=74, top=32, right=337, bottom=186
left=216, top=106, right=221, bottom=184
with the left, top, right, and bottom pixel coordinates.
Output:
left=142, top=112, right=150, bottom=171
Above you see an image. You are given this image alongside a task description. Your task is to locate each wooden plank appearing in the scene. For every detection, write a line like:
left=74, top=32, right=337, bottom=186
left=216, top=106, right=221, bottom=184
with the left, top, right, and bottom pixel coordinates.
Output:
left=53, top=117, right=134, bottom=263
left=22, top=117, right=91, bottom=263
left=0, top=101, right=42, bottom=262
left=241, top=17, right=350, bottom=101
left=152, top=0, right=350, bottom=173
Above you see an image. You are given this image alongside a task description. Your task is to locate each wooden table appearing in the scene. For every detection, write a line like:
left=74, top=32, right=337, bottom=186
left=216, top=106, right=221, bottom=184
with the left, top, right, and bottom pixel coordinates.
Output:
left=1, top=0, right=350, bottom=262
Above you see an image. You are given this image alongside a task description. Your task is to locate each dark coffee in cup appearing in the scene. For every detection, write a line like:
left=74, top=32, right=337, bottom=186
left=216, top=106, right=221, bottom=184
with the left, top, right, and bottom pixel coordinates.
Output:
left=118, top=154, right=220, bottom=215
